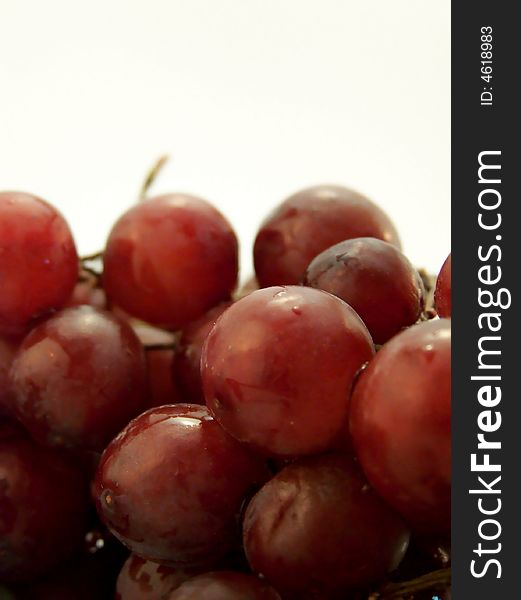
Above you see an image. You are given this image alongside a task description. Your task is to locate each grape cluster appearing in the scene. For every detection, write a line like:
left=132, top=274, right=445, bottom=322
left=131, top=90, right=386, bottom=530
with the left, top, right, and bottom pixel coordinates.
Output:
left=0, top=178, right=451, bottom=599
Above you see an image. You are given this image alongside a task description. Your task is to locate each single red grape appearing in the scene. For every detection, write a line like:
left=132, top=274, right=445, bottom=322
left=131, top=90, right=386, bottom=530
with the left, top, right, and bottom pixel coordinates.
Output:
left=0, top=191, right=78, bottom=336
left=93, top=404, right=269, bottom=566
left=349, top=319, right=451, bottom=534
left=243, top=454, right=410, bottom=598
left=253, top=185, right=400, bottom=287
left=304, top=237, right=425, bottom=344
left=103, top=195, right=238, bottom=329
left=167, top=572, right=281, bottom=600
left=174, top=301, right=232, bottom=404
left=9, top=306, right=147, bottom=451
left=0, top=421, right=89, bottom=583
left=116, top=554, right=204, bottom=600
left=132, top=323, right=182, bottom=408
left=202, top=286, right=374, bottom=457
left=434, top=253, right=451, bottom=317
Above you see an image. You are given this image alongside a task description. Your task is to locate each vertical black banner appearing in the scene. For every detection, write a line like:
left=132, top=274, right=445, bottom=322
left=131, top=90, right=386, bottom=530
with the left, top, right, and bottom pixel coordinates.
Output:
left=452, top=2, right=519, bottom=598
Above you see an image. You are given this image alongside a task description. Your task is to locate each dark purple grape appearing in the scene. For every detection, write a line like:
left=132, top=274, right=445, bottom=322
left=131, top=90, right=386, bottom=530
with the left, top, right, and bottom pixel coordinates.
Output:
left=9, top=306, right=147, bottom=451
left=304, top=237, right=424, bottom=344
left=243, top=454, right=410, bottom=598
left=93, top=404, right=269, bottom=566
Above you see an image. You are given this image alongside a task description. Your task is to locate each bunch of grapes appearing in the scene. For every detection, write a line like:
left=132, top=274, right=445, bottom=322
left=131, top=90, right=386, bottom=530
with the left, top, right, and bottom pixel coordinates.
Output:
left=0, top=165, right=451, bottom=600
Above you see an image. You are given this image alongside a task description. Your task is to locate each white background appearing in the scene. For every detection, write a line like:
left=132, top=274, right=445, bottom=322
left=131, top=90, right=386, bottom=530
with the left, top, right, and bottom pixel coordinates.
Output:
left=1, top=0, right=450, bottom=278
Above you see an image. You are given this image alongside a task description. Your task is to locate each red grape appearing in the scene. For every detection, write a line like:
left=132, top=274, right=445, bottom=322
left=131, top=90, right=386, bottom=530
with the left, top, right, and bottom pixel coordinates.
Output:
left=167, top=572, right=281, bottom=600
left=304, top=237, right=425, bottom=344
left=103, top=195, right=238, bottom=329
left=434, top=253, right=451, bottom=317
left=243, top=454, right=410, bottom=598
left=0, top=420, right=89, bottom=583
left=174, top=301, right=232, bottom=404
left=202, top=286, right=374, bottom=457
left=9, top=306, right=146, bottom=451
left=0, top=192, right=78, bottom=336
left=93, top=404, right=269, bottom=566
left=349, top=319, right=451, bottom=534
left=253, top=185, right=400, bottom=287
left=132, top=323, right=181, bottom=408
left=116, top=554, right=204, bottom=600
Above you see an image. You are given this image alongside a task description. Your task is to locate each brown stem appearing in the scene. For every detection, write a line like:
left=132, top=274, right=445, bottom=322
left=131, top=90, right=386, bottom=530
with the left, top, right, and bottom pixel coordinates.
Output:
left=80, top=251, right=104, bottom=262
left=368, top=568, right=451, bottom=599
left=418, top=268, right=437, bottom=317
left=81, top=265, right=102, bottom=280
left=418, top=268, right=435, bottom=295
left=139, top=155, right=169, bottom=201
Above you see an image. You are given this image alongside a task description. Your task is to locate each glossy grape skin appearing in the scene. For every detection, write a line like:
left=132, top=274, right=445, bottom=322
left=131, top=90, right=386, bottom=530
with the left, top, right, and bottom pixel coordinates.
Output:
left=349, top=319, right=451, bottom=534
left=167, top=572, right=282, bottom=600
left=116, top=554, right=204, bottom=600
left=0, top=338, right=16, bottom=416
left=243, top=454, right=410, bottom=599
left=0, top=421, right=89, bottom=583
left=253, top=185, right=400, bottom=287
left=304, top=238, right=425, bottom=344
left=103, top=194, right=238, bottom=329
left=202, top=286, right=374, bottom=457
left=132, top=323, right=181, bottom=408
left=9, top=306, right=147, bottom=451
left=434, top=253, right=451, bottom=317
left=0, top=192, right=79, bottom=336
left=174, top=302, right=232, bottom=404
left=94, top=404, right=269, bottom=566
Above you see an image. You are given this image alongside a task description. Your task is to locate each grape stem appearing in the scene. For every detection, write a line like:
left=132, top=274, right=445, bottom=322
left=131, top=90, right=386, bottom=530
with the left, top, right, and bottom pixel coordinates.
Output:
left=368, top=568, right=451, bottom=599
left=80, top=265, right=102, bottom=280
left=139, top=155, right=169, bottom=201
left=80, top=251, right=104, bottom=262
left=418, top=268, right=436, bottom=318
